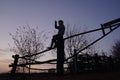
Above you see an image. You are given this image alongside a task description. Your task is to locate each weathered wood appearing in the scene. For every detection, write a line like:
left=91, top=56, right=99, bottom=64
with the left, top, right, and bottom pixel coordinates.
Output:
left=10, top=54, right=19, bottom=80
left=56, top=36, right=65, bottom=76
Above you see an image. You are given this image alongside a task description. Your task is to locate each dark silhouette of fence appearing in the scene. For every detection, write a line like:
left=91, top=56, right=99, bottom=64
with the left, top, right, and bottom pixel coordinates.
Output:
left=9, top=18, right=120, bottom=79
left=69, top=53, right=120, bottom=73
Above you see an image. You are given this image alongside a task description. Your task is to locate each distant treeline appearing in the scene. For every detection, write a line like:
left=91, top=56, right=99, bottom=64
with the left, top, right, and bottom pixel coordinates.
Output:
left=68, top=53, right=120, bottom=73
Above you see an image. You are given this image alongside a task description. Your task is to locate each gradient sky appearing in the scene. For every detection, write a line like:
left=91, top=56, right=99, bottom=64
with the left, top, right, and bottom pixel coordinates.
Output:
left=0, top=0, right=120, bottom=73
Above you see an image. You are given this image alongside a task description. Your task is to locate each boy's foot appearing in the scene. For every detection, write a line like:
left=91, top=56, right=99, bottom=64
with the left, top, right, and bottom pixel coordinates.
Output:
left=47, top=47, right=52, bottom=50
left=53, top=45, right=57, bottom=48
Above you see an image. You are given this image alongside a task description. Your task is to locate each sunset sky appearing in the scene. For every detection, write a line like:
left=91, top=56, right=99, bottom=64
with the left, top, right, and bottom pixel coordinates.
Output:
left=0, top=0, right=120, bottom=73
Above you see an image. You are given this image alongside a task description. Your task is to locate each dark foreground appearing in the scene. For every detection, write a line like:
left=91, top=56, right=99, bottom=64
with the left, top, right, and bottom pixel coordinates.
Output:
left=1, top=72, right=120, bottom=80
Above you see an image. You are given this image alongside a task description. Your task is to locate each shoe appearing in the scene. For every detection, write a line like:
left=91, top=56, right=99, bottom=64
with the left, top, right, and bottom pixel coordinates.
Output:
left=53, top=45, right=57, bottom=48
left=47, top=47, right=52, bottom=50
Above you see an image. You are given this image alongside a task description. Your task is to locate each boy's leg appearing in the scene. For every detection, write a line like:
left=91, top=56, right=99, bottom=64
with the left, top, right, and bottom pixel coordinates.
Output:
left=49, top=35, right=58, bottom=49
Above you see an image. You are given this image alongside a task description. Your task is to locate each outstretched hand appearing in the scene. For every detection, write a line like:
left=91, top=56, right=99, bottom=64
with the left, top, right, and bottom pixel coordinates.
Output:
left=55, top=20, right=57, bottom=24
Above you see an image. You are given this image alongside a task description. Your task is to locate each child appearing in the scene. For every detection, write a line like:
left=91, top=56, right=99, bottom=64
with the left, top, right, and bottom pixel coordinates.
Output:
left=48, top=20, right=65, bottom=49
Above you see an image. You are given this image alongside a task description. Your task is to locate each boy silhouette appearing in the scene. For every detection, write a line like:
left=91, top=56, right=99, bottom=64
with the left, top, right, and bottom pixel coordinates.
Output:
left=48, top=20, right=65, bottom=49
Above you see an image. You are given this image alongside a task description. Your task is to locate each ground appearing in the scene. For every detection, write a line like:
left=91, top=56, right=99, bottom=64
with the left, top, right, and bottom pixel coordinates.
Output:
left=0, top=72, right=120, bottom=80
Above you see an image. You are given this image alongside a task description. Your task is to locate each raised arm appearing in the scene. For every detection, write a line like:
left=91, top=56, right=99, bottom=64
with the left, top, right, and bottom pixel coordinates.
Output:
left=55, top=20, right=59, bottom=29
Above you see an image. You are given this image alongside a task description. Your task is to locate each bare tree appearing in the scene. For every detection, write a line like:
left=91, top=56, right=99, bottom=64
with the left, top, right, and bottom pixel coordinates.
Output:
left=64, top=25, right=98, bottom=73
left=65, top=25, right=90, bottom=58
left=10, top=25, right=46, bottom=73
left=111, top=40, right=120, bottom=58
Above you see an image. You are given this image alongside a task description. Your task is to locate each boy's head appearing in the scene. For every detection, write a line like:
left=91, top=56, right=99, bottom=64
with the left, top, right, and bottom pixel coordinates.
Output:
left=58, top=20, right=64, bottom=25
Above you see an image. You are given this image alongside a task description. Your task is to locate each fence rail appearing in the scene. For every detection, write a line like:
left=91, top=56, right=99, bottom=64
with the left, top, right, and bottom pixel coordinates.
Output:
left=9, top=18, right=120, bottom=77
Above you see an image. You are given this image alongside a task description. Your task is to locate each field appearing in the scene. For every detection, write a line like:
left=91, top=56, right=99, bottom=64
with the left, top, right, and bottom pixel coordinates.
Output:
left=1, top=72, right=120, bottom=80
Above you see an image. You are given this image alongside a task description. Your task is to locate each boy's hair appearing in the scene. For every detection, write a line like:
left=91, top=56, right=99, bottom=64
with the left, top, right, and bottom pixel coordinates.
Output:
left=59, top=20, right=64, bottom=24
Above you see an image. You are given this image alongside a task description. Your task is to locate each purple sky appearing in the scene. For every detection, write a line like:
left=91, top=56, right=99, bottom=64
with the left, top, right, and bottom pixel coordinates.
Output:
left=0, top=0, right=120, bottom=73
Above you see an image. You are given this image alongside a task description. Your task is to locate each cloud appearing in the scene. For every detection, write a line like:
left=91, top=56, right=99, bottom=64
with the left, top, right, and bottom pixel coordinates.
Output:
left=0, top=59, right=13, bottom=63
left=0, top=49, right=14, bottom=73
left=0, top=48, right=10, bottom=53
left=0, top=59, right=12, bottom=73
left=0, top=48, right=14, bottom=55
left=0, top=49, right=8, bottom=57
left=0, top=48, right=14, bottom=61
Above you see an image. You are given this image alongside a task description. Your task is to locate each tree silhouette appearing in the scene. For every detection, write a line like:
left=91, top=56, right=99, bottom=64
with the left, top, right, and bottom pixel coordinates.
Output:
left=65, top=25, right=88, bottom=57
left=65, top=25, right=97, bottom=73
left=65, top=25, right=96, bottom=58
left=10, top=25, right=46, bottom=73
left=111, top=40, right=120, bottom=58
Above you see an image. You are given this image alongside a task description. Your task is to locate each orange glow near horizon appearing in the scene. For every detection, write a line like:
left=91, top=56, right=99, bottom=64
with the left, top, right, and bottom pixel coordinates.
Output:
left=0, top=59, right=12, bottom=73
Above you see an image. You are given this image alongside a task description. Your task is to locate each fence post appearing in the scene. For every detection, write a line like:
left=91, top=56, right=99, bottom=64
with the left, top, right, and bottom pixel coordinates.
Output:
left=101, top=24, right=105, bottom=36
left=56, top=36, right=65, bottom=76
left=74, top=49, right=78, bottom=74
left=10, top=54, right=19, bottom=79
